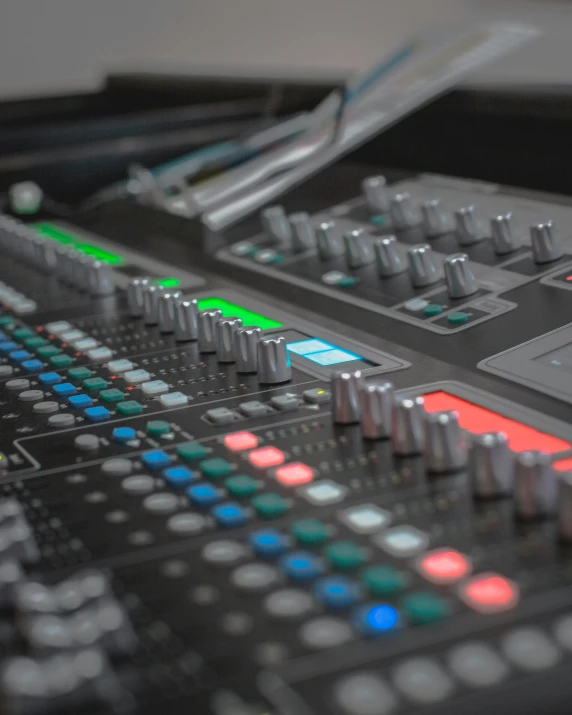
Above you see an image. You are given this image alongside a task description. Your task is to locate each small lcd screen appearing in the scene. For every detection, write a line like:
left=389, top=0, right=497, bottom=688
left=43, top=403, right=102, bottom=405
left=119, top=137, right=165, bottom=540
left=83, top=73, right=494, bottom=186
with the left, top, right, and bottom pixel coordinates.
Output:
left=287, top=338, right=361, bottom=365
left=196, top=297, right=282, bottom=330
left=32, top=222, right=124, bottom=265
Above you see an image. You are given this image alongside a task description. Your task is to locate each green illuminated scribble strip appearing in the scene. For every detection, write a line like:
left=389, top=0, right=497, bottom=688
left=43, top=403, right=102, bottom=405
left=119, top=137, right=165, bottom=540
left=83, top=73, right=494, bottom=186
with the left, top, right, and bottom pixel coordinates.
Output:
left=31, top=222, right=125, bottom=265
left=197, top=297, right=282, bottom=330
left=153, top=277, right=181, bottom=289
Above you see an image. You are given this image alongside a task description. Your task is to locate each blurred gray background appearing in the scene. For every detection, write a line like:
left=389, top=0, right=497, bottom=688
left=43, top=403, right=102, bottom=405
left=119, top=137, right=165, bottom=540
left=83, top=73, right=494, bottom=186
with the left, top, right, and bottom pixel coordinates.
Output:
left=2, top=0, right=571, bottom=98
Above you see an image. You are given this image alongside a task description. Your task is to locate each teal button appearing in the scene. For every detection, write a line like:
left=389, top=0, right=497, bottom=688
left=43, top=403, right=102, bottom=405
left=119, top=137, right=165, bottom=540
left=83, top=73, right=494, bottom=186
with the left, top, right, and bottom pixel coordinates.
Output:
left=448, top=311, right=469, bottom=325
left=0, top=316, right=15, bottom=327
left=116, top=400, right=144, bottom=416
left=199, top=457, right=233, bottom=480
left=423, top=303, right=444, bottom=317
left=369, top=215, right=386, bottom=227
left=177, top=441, right=208, bottom=462
left=338, top=276, right=358, bottom=288
left=12, top=327, right=34, bottom=340
left=37, top=345, right=60, bottom=358
left=50, top=354, right=73, bottom=367
left=24, top=336, right=48, bottom=349
left=402, top=592, right=451, bottom=625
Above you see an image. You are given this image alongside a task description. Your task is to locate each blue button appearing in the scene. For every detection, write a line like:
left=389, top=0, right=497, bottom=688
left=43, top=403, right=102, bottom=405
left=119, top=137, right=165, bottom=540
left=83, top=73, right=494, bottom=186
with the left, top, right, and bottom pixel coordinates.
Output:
left=142, top=450, right=171, bottom=470
left=37, top=372, right=62, bottom=386
left=53, top=382, right=77, bottom=397
left=21, top=359, right=43, bottom=373
left=314, top=576, right=361, bottom=609
left=187, top=483, right=221, bottom=507
left=352, top=604, right=400, bottom=636
left=68, top=394, right=93, bottom=410
left=0, top=342, right=19, bottom=354
left=211, top=502, right=249, bottom=529
left=113, top=427, right=137, bottom=444
left=162, top=465, right=195, bottom=488
left=280, top=551, right=325, bottom=582
left=0, top=331, right=7, bottom=342
left=248, top=529, right=288, bottom=558
left=8, top=350, right=31, bottom=363
left=85, top=406, right=110, bottom=422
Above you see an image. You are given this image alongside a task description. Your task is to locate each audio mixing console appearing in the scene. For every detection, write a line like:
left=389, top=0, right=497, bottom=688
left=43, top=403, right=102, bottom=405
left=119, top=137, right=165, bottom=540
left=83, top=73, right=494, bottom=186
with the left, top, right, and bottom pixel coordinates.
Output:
left=3, top=166, right=572, bottom=715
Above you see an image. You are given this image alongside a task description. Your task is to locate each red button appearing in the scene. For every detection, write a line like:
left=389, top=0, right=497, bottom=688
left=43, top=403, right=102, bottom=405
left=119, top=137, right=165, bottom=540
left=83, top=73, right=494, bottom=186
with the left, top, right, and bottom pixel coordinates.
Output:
left=417, top=548, right=472, bottom=585
left=459, top=572, right=520, bottom=614
left=223, top=431, right=259, bottom=452
left=275, top=462, right=314, bottom=487
left=248, top=446, right=285, bottom=469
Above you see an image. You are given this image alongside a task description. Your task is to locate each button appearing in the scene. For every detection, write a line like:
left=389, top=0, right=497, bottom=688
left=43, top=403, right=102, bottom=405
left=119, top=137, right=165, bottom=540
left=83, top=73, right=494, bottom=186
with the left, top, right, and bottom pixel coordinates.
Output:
left=143, top=492, right=179, bottom=514
left=202, top=540, right=246, bottom=567
left=167, top=513, right=206, bottom=535
left=248, top=529, right=289, bottom=558
left=270, top=394, right=299, bottom=411
left=159, top=391, right=188, bottom=407
left=239, top=400, right=268, bottom=418
left=502, top=628, right=560, bottom=671
left=303, top=388, right=331, bottom=404
left=187, top=483, right=221, bottom=507
left=49, top=354, right=73, bottom=367
left=87, top=347, right=114, bottom=362
left=339, top=504, right=392, bottom=534
left=325, top=541, right=367, bottom=571
left=291, top=518, right=329, bottom=546
left=21, top=359, right=44, bottom=373
left=61, top=330, right=85, bottom=342
left=177, top=441, right=208, bottom=461
left=417, top=548, right=471, bottom=585
left=252, top=493, right=288, bottom=519
left=402, top=592, right=451, bottom=625
left=0, top=365, right=13, bottom=377
left=333, top=673, right=397, bottom=715
left=299, top=617, right=354, bottom=651
left=32, top=401, right=59, bottom=415
left=83, top=377, right=108, bottom=392
left=116, top=400, right=143, bottom=416
left=424, top=303, right=443, bottom=316
left=361, top=566, right=409, bottom=597
left=68, top=367, right=92, bottom=382
left=298, top=480, right=348, bottom=506
left=6, top=378, right=30, bottom=391
left=225, top=474, right=260, bottom=499
left=112, top=427, right=137, bottom=444
left=392, top=658, right=453, bottom=704
left=11, top=327, right=33, bottom=340
left=231, top=563, right=279, bottom=591
left=141, top=380, right=169, bottom=396
left=141, top=450, right=171, bottom=470
left=554, top=615, right=572, bottom=651
left=206, top=407, right=236, bottom=425
left=37, top=372, right=62, bottom=386
left=275, top=462, right=314, bottom=487
left=224, top=431, right=259, bottom=452
left=73, top=338, right=99, bottom=351
left=9, top=350, right=31, bottom=363
left=68, top=394, right=93, bottom=409
left=200, top=457, right=233, bottom=480
left=353, top=604, right=400, bottom=636
left=0, top=316, right=15, bottom=328
left=19, top=390, right=44, bottom=402
left=0, top=342, right=20, bottom=354
left=280, top=551, right=324, bottom=582
left=212, top=502, right=249, bottom=528
left=46, top=321, right=72, bottom=335
left=314, top=576, right=361, bottom=609
left=447, top=642, right=509, bottom=688
left=101, top=458, right=133, bottom=477
left=264, top=589, right=314, bottom=620
left=74, top=434, right=100, bottom=452
left=373, top=525, right=429, bottom=558
left=448, top=311, right=469, bottom=325
left=459, top=572, right=520, bottom=614
left=48, top=413, right=75, bottom=428
left=99, top=388, right=125, bottom=403
left=52, top=383, right=77, bottom=397
left=106, top=359, right=134, bottom=373
left=146, top=419, right=171, bottom=436
left=24, top=336, right=47, bottom=348
left=162, top=466, right=196, bottom=488
left=85, top=406, right=110, bottom=422
left=123, top=369, right=151, bottom=384
left=121, top=474, right=155, bottom=495
left=248, top=446, right=285, bottom=469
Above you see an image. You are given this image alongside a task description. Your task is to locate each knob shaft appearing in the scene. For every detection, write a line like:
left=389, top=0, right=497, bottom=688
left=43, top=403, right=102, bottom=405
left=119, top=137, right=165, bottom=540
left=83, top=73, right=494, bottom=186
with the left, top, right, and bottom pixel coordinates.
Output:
left=469, top=432, right=514, bottom=499
left=289, top=212, right=316, bottom=252
left=392, top=396, right=426, bottom=455
left=362, top=175, right=389, bottom=214
left=491, top=214, right=519, bottom=255
left=407, top=245, right=440, bottom=287
left=359, top=382, right=393, bottom=439
left=174, top=299, right=199, bottom=342
left=455, top=206, right=482, bottom=246
left=332, top=370, right=365, bottom=424
left=422, top=199, right=450, bottom=236
left=444, top=253, right=478, bottom=299
left=261, top=206, right=292, bottom=244
left=158, top=291, right=182, bottom=333
left=424, top=411, right=467, bottom=472
left=216, top=317, right=243, bottom=362
left=257, top=336, right=291, bottom=384
left=234, top=327, right=262, bottom=373
left=316, top=221, right=344, bottom=260
left=514, top=451, right=558, bottom=520
left=197, top=309, right=223, bottom=353
left=530, top=221, right=563, bottom=264
left=127, top=278, right=149, bottom=317
left=558, top=471, right=572, bottom=542
left=374, top=235, right=406, bottom=277
left=142, top=285, right=165, bottom=325
left=344, top=229, right=374, bottom=269
left=390, top=193, right=418, bottom=229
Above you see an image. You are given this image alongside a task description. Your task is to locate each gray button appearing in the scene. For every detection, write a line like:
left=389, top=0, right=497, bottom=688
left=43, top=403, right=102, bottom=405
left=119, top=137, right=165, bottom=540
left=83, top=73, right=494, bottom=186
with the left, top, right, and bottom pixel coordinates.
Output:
left=6, top=379, right=30, bottom=391
left=74, top=434, right=100, bottom=452
left=161, top=560, right=190, bottom=578
left=121, top=474, right=154, bottom=495
left=333, top=673, right=397, bottom=715
left=303, top=388, right=331, bottom=404
left=219, top=612, right=254, bottom=636
left=554, top=614, right=572, bottom=651
left=85, top=491, right=107, bottom=504
left=264, top=589, right=314, bottom=620
left=202, top=540, right=247, bottom=567
left=2, top=658, right=47, bottom=698
left=101, top=458, right=132, bottom=477
left=143, top=492, right=179, bottom=514
left=32, top=401, right=59, bottom=415
left=299, top=617, right=353, bottom=650
left=19, top=389, right=43, bottom=401
left=255, top=642, right=290, bottom=666
left=128, top=530, right=154, bottom=546
left=28, top=615, right=73, bottom=650
left=168, top=512, right=206, bottom=535
left=392, top=658, right=453, bottom=704
left=105, top=510, right=129, bottom=524
left=48, top=413, right=75, bottom=428
left=0, top=366, right=14, bottom=378
left=271, top=394, right=300, bottom=411
left=206, top=407, right=236, bottom=425
left=447, top=642, right=509, bottom=688
left=230, top=563, right=280, bottom=592
left=502, top=628, right=560, bottom=671
left=190, top=584, right=220, bottom=605
left=239, top=400, right=268, bottom=418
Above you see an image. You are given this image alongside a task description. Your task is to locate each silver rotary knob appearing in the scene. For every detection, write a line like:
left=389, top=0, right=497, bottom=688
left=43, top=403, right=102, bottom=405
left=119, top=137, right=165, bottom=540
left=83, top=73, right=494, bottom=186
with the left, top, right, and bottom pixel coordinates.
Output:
left=514, top=451, right=558, bottom=520
left=127, top=278, right=149, bottom=317
left=558, top=471, right=572, bottom=542
left=374, top=235, right=406, bottom=277
left=443, top=253, right=478, bottom=299
left=407, top=244, right=440, bottom=288
left=362, top=175, right=389, bottom=214
left=216, top=317, right=243, bottom=363
left=424, top=410, right=467, bottom=473
left=197, top=309, right=223, bottom=353
left=392, top=395, right=425, bottom=456
left=421, top=199, right=450, bottom=236
left=530, top=221, right=563, bottom=264
left=158, top=291, right=182, bottom=333
left=234, top=327, right=262, bottom=373
left=260, top=205, right=292, bottom=244
left=257, top=336, right=291, bottom=384
left=289, top=212, right=316, bottom=252
left=491, top=213, right=519, bottom=255
left=316, top=221, right=344, bottom=260
left=332, top=369, right=365, bottom=424
left=174, top=299, right=199, bottom=341
left=142, top=285, right=165, bottom=324
left=88, top=260, right=115, bottom=297
left=359, top=381, right=393, bottom=439
left=344, top=228, right=374, bottom=269
left=469, top=432, right=514, bottom=499
left=390, top=193, right=419, bottom=229
left=9, top=181, right=43, bottom=216
left=455, top=206, right=483, bottom=246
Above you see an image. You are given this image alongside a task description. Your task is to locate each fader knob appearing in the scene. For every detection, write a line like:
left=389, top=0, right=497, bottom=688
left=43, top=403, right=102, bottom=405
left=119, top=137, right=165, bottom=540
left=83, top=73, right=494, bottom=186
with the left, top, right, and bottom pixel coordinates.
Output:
left=316, top=221, right=344, bottom=260
left=469, top=432, right=514, bottom=499
left=174, top=299, right=199, bottom=342
left=362, top=175, right=389, bottom=214
left=88, top=261, right=115, bottom=297
left=491, top=214, right=519, bottom=255
left=127, top=278, right=150, bottom=317
left=260, top=206, right=292, bottom=244
left=374, top=235, right=406, bottom=277
left=158, top=291, right=182, bottom=333
left=344, top=229, right=374, bottom=269
left=142, top=285, right=165, bottom=325
left=407, top=244, right=440, bottom=287
left=234, top=327, right=262, bottom=373
left=392, top=396, right=425, bottom=455
left=289, top=212, right=316, bottom=252
left=530, top=221, right=563, bottom=264
left=558, top=471, right=572, bottom=542
left=332, top=370, right=365, bottom=424
left=216, top=317, right=243, bottom=362
left=390, top=193, right=419, bottom=229
left=443, top=253, right=478, bottom=299
left=514, top=451, right=558, bottom=520
left=455, top=206, right=482, bottom=246
left=359, top=381, right=393, bottom=439
left=424, top=411, right=467, bottom=472
left=421, top=199, right=450, bottom=236
left=197, top=309, right=223, bottom=353
left=257, top=336, right=291, bottom=384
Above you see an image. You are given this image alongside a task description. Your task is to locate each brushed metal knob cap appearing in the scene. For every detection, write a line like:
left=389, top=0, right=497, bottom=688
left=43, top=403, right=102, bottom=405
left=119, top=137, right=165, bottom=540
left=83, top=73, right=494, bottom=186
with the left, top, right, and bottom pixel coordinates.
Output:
left=359, top=381, right=394, bottom=439
left=127, top=278, right=150, bottom=317
left=422, top=199, right=450, bottom=236
left=374, top=235, right=406, bottom=277
left=142, top=285, right=165, bottom=324
left=470, top=432, right=514, bottom=499
left=514, top=450, right=558, bottom=520
left=158, top=291, right=183, bottom=333
left=174, top=299, right=199, bottom=342
left=257, top=336, right=292, bottom=384
left=332, top=369, right=365, bottom=424
left=443, top=253, right=478, bottom=299
left=424, top=410, right=467, bottom=472
left=316, top=221, right=344, bottom=260
left=491, top=213, right=519, bottom=255
left=344, top=228, right=374, bottom=269
left=197, top=309, right=223, bottom=353
left=392, top=396, right=425, bottom=455
left=234, top=327, right=262, bottom=373
left=530, top=221, right=563, bottom=264
left=261, top=205, right=292, bottom=244
left=362, top=175, right=389, bottom=214
left=407, top=244, right=440, bottom=288
left=390, top=193, right=419, bottom=229
left=216, top=317, right=243, bottom=362
left=289, top=212, right=316, bottom=252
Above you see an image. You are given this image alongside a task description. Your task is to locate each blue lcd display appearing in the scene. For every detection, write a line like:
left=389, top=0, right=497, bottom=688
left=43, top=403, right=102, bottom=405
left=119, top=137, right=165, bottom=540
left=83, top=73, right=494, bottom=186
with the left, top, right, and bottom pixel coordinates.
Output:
left=287, top=339, right=361, bottom=366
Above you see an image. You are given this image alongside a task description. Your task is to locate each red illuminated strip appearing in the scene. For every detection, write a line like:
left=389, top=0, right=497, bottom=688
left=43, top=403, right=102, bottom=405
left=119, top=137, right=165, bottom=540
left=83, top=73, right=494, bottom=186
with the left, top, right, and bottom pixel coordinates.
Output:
left=423, top=391, right=570, bottom=454
left=553, top=458, right=572, bottom=473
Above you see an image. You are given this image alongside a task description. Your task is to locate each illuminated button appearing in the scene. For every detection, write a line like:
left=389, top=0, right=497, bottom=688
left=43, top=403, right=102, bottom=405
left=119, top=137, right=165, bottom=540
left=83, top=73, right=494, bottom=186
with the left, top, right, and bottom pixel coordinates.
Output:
left=416, top=548, right=472, bottom=585
left=68, top=394, right=93, bottom=409
left=280, top=551, right=325, bottom=582
left=24, top=336, right=47, bottom=349
left=142, top=450, right=171, bottom=470
left=9, top=350, right=31, bottom=362
left=162, top=465, right=196, bottom=488
left=36, top=345, right=60, bottom=358
left=177, top=441, right=208, bottom=462
left=146, top=420, right=171, bottom=436
left=83, top=377, right=108, bottom=393
left=402, top=592, right=451, bottom=625
left=141, top=380, right=169, bottom=396
left=252, top=493, right=288, bottom=519
left=314, top=576, right=361, bottom=609
left=459, top=572, right=519, bottom=614
left=112, top=427, right=137, bottom=444
left=423, top=303, right=443, bottom=317
left=46, top=321, right=72, bottom=335
left=303, top=387, right=331, bottom=404
left=52, top=383, right=77, bottom=397
left=291, top=518, right=329, bottom=546
left=298, top=480, right=348, bottom=506
left=248, top=446, right=285, bottom=469
left=224, top=431, right=259, bottom=452
left=49, top=355, right=73, bottom=367
left=84, top=406, right=110, bottom=422
left=0, top=342, right=19, bottom=354
left=333, top=673, right=396, bottom=715
left=116, top=400, right=143, bottom=416
left=325, top=541, right=367, bottom=571
left=100, top=388, right=125, bottom=403
left=61, top=330, right=84, bottom=342
left=0, top=316, right=14, bottom=328
left=106, top=359, right=134, bottom=373
left=373, top=525, right=429, bottom=559
left=123, top=369, right=151, bottom=385
left=159, top=391, right=188, bottom=407
left=37, top=372, right=62, bottom=386
left=361, top=566, right=409, bottom=597
left=187, top=483, right=221, bottom=508
left=353, top=604, right=400, bottom=636
left=73, top=338, right=99, bottom=351
left=212, top=502, right=249, bottom=529
left=275, top=462, right=314, bottom=487
left=225, top=474, right=260, bottom=499
left=68, top=367, right=92, bottom=382
left=502, top=628, right=560, bottom=671
left=339, top=504, right=392, bottom=534
left=248, top=529, right=288, bottom=558
left=87, top=347, right=114, bottom=362
left=200, top=458, right=233, bottom=480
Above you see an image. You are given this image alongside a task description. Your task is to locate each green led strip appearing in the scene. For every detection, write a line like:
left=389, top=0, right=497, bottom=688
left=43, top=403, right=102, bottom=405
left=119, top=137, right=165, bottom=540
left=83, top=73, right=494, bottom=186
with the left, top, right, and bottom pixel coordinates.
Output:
left=32, top=222, right=125, bottom=265
left=197, top=297, right=282, bottom=330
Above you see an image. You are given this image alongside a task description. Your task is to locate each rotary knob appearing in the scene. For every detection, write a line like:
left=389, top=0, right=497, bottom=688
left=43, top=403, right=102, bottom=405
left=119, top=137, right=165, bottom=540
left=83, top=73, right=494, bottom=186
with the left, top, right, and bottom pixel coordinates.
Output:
left=88, top=260, right=115, bottom=297
left=289, top=212, right=316, bottom=252
left=158, top=291, right=182, bottom=333
left=234, top=327, right=262, bottom=373
left=344, top=229, right=374, bottom=269
left=530, top=221, right=563, bottom=264
left=9, top=182, right=43, bottom=216
left=421, top=199, right=450, bottom=236
left=197, top=309, right=223, bottom=353
left=455, top=206, right=483, bottom=246
left=332, top=369, right=365, bottom=424
left=127, top=278, right=150, bottom=317
left=142, top=285, right=165, bottom=325
left=443, top=253, right=478, bottom=299
left=362, top=175, right=389, bottom=214
left=390, top=193, right=419, bottom=230
left=174, top=299, right=199, bottom=342
left=359, top=381, right=393, bottom=439
left=407, top=244, right=440, bottom=288
left=469, top=432, right=514, bottom=499
left=316, top=221, right=344, bottom=260
left=424, top=411, right=467, bottom=473
left=558, top=471, right=572, bottom=542
left=260, top=206, right=292, bottom=244
left=216, top=317, right=243, bottom=363
left=514, top=451, right=558, bottom=520
left=373, top=235, right=406, bottom=277
left=491, top=213, right=519, bottom=255
left=392, top=395, right=425, bottom=455
left=257, top=336, right=291, bottom=384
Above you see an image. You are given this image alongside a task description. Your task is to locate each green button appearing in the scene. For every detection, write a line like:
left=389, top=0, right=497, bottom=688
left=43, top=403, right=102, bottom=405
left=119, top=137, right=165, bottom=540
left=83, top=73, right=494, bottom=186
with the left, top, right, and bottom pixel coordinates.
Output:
left=369, top=215, right=386, bottom=227
left=0, top=316, right=15, bottom=327
left=147, top=420, right=171, bottom=436
left=116, top=400, right=144, bottom=416
left=225, top=474, right=260, bottom=499
left=68, top=367, right=93, bottom=383
left=12, top=327, right=34, bottom=339
left=100, top=388, right=126, bottom=403
left=50, top=354, right=73, bottom=367
left=338, top=276, right=358, bottom=288
left=362, top=565, right=409, bottom=597
left=200, top=458, right=233, bottom=480
left=291, top=518, right=329, bottom=546
left=402, top=592, right=451, bottom=625
left=325, top=541, right=367, bottom=571
left=423, top=303, right=443, bottom=317
left=252, top=493, right=288, bottom=519
left=177, top=441, right=208, bottom=462
left=83, top=377, right=108, bottom=392
left=37, top=345, right=60, bottom=358
left=448, top=311, right=469, bottom=325
left=24, top=336, right=47, bottom=349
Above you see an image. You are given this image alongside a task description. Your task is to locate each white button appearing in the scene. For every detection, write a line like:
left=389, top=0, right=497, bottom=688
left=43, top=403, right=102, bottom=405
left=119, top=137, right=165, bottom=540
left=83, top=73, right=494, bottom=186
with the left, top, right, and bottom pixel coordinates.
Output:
left=14, top=300, right=36, bottom=314
left=45, top=322, right=72, bottom=335
left=106, top=359, right=134, bottom=374
left=333, top=673, right=397, bottom=715
left=124, top=369, right=151, bottom=384
left=160, top=392, right=189, bottom=407
left=61, top=330, right=85, bottom=342
left=298, top=480, right=348, bottom=506
left=372, top=525, right=429, bottom=558
left=447, top=642, right=509, bottom=688
left=87, top=347, right=114, bottom=362
left=392, top=658, right=453, bottom=705
left=322, top=271, right=346, bottom=285
left=404, top=298, right=429, bottom=312
left=72, top=338, right=99, bottom=351
left=339, top=504, right=392, bottom=534
left=141, top=380, right=169, bottom=396
left=502, top=628, right=560, bottom=671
